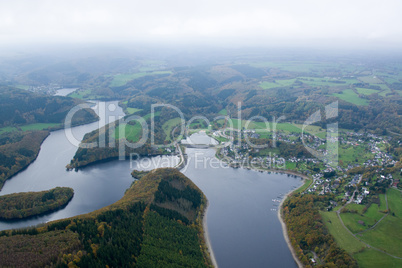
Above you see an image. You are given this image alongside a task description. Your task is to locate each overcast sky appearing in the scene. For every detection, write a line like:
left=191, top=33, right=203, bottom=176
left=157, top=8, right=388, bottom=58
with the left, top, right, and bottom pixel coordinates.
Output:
left=1, top=0, right=402, bottom=49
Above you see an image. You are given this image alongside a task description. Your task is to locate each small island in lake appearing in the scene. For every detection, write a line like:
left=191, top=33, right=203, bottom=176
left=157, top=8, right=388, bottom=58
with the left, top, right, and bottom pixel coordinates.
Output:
left=0, top=187, right=74, bottom=220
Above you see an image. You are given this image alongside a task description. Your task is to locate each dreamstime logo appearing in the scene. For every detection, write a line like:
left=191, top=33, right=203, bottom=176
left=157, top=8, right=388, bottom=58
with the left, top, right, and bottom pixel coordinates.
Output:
left=64, top=101, right=339, bottom=169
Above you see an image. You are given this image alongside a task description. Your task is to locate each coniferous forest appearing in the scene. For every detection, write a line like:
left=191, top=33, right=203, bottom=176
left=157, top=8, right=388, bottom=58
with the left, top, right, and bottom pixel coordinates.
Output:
left=0, top=168, right=212, bottom=268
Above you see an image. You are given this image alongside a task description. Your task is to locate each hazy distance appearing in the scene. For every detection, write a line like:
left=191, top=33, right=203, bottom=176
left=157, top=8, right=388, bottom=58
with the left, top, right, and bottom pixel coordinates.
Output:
left=1, top=0, right=402, bottom=50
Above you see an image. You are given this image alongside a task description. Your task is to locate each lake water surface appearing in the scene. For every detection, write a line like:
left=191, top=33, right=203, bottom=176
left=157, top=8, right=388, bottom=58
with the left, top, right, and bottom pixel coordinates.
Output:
left=182, top=134, right=302, bottom=268
left=0, top=104, right=301, bottom=268
left=0, top=101, right=178, bottom=230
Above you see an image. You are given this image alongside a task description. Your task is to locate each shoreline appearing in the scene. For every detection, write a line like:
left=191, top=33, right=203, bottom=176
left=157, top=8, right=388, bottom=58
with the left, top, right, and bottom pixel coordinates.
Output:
left=202, top=200, right=218, bottom=268
left=214, top=148, right=308, bottom=267
left=277, top=188, right=304, bottom=268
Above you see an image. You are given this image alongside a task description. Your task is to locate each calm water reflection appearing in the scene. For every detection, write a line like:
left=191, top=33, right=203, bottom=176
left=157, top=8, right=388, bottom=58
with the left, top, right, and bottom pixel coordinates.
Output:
left=0, top=101, right=178, bottom=231
left=183, top=133, right=301, bottom=268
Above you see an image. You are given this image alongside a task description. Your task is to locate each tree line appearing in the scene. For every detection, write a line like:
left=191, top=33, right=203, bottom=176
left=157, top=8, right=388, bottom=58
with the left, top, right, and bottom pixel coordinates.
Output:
left=0, top=187, right=74, bottom=220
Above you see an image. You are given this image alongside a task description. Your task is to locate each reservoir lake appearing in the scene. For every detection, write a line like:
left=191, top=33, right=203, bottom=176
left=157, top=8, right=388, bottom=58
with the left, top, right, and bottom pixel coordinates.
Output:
left=0, top=101, right=302, bottom=267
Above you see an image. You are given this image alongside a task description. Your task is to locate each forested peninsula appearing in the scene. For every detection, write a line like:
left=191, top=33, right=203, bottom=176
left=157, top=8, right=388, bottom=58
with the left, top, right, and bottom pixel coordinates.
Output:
left=0, top=168, right=213, bottom=267
left=0, top=187, right=74, bottom=220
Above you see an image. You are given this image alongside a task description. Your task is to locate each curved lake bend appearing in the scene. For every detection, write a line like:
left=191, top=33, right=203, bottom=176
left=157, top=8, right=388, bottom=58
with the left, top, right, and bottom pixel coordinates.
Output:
left=0, top=103, right=302, bottom=268
left=182, top=133, right=302, bottom=268
left=0, top=101, right=179, bottom=231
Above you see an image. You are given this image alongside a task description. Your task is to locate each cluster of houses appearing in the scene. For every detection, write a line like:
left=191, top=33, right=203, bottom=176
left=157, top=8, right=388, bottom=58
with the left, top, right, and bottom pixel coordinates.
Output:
left=214, top=127, right=399, bottom=205
left=25, top=83, right=62, bottom=95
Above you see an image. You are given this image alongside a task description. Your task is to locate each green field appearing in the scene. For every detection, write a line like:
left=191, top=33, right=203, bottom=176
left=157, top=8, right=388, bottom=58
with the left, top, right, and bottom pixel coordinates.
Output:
left=0, top=123, right=60, bottom=134
left=259, top=79, right=296, bottom=89
left=379, top=89, right=393, bottom=97
left=126, top=107, right=142, bottom=114
left=218, top=109, right=227, bottom=115
left=353, top=248, right=402, bottom=268
left=293, top=124, right=326, bottom=139
left=320, top=211, right=366, bottom=253
left=357, top=189, right=402, bottom=257
left=358, top=76, right=384, bottom=84
left=213, top=135, right=229, bottom=143
left=67, top=89, right=106, bottom=100
left=162, top=117, right=182, bottom=142
left=332, top=89, right=369, bottom=106
left=114, top=123, right=143, bottom=143
left=322, top=188, right=402, bottom=267
left=0, top=126, right=18, bottom=134
left=109, top=71, right=172, bottom=87
left=20, top=123, right=61, bottom=131
left=293, top=179, right=313, bottom=194
left=67, top=89, right=91, bottom=99
left=298, top=77, right=360, bottom=87
left=250, top=61, right=332, bottom=72
left=338, top=145, right=373, bottom=166
left=341, top=201, right=386, bottom=233
left=227, top=118, right=302, bottom=133
left=356, top=87, right=379, bottom=95
left=285, top=161, right=296, bottom=170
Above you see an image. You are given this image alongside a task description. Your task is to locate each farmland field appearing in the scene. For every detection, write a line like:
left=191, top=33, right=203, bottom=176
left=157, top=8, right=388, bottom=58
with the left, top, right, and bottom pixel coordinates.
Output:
left=358, top=76, right=384, bottom=84
left=20, top=123, right=61, bottom=131
left=379, top=89, right=393, bottom=97
left=322, top=188, right=402, bottom=267
left=356, top=88, right=379, bottom=95
left=226, top=118, right=302, bottom=133
left=341, top=201, right=386, bottom=233
left=126, top=107, right=142, bottom=114
left=353, top=248, right=402, bottom=268
left=332, top=89, right=369, bottom=106
left=357, top=189, right=402, bottom=257
left=338, top=145, right=373, bottom=165
left=114, top=123, right=143, bottom=143
left=0, top=126, right=17, bottom=134
left=162, top=117, right=182, bottom=142
left=320, top=211, right=366, bottom=253
left=218, top=109, right=227, bottom=115
left=109, top=71, right=172, bottom=87
left=259, top=79, right=296, bottom=89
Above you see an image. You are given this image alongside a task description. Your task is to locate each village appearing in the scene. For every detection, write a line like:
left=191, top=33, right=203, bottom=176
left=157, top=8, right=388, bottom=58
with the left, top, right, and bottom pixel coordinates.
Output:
left=211, top=126, right=400, bottom=206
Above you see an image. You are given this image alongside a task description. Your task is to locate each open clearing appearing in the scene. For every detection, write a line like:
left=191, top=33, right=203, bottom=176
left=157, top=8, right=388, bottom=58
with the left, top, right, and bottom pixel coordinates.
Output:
left=353, top=248, right=402, bottom=268
left=162, top=117, right=182, bottom=142
left=332, top=89, right=368, bottom=106
left=356, top=87, right=379, bottom=95
left=0, top=123, right=60, bottom=134
left=357, top=189, right=402, bottom=257
left=322, top=188, right=402, bottom=267
left=358, top=76, right=384, bottom=84
left=114, top=123, right=142, bottom=143
left=259, top=79, right=296, bottom=89
left=109, top=71, right=172, bottom=87
left=20, top=123, right=61, bottom=131
left=320, top=211, right=365, bottom=253
left=340, top=197, right=386, bottom=233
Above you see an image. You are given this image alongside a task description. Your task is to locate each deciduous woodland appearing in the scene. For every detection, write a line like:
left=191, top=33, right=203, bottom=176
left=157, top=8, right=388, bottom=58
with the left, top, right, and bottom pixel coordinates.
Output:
left=0, top=187, right=74, bottom=220
left=0, top=87, right=98, bottom=190
left=282, top=194, right=358, bottom=267
left=0, top=130, right=49, bottom=189
left=0, top=168, right=212, bottom=267
left=1, top=48, right=401, bottom=268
